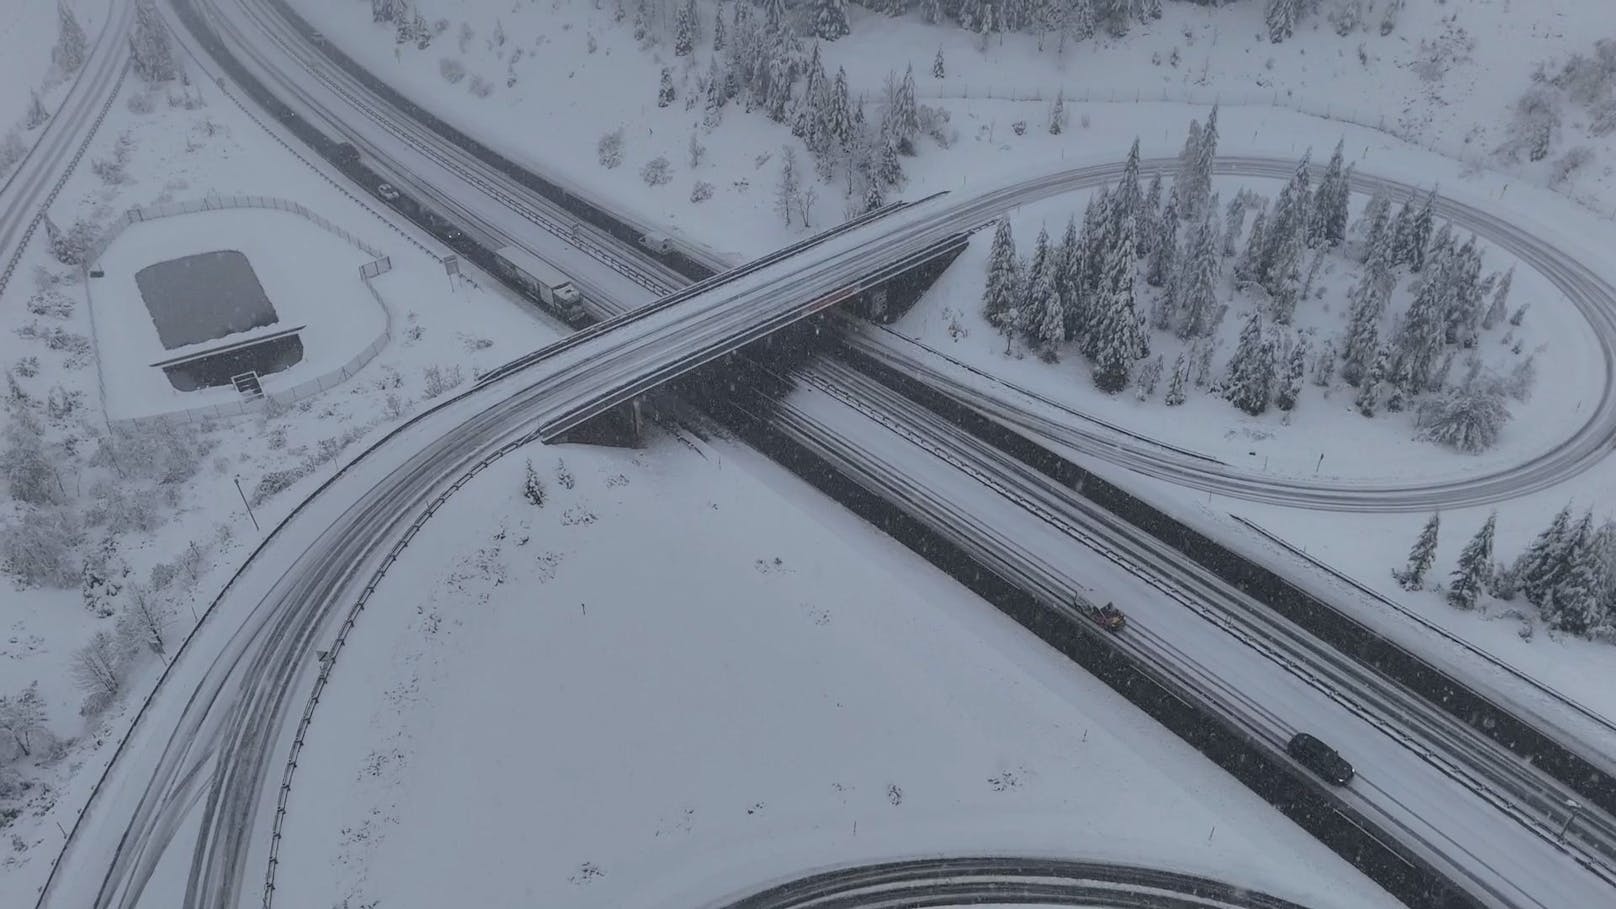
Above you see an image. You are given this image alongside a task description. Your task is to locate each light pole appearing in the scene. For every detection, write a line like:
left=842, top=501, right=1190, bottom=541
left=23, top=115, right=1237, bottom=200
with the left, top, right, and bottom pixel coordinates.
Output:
left=233, top=475, right=260, bottom=533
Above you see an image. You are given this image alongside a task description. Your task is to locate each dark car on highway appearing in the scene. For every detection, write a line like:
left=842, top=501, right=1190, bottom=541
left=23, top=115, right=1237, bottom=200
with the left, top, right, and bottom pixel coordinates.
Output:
left=1287, top=732, right=1354, bottom=785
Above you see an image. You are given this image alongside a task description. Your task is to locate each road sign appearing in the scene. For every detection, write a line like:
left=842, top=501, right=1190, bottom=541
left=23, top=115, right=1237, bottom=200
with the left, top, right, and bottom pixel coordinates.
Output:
left=442, top=254, right=460, bottom=276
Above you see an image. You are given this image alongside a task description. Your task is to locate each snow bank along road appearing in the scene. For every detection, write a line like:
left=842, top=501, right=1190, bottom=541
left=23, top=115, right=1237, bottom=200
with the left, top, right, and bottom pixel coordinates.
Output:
left=0, top=0, right=133, bottom=301
left=25, top=1, right=1603, bottom=908
left=717, top=856, right=1320, bottom=909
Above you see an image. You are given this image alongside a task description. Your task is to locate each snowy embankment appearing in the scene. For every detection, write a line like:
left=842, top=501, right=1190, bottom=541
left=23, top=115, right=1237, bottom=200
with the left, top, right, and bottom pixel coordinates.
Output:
left=269, top=434, right=1398, bottom=909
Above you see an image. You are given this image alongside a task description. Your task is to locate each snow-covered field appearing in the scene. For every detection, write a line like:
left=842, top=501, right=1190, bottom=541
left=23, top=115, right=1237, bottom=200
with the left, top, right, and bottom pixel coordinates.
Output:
left=270, top=431, right=1399, bottom=909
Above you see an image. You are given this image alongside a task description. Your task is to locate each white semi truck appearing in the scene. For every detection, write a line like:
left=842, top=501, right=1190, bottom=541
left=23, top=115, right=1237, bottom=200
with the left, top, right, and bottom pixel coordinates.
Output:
left=492, top=246, right=585, bottom=321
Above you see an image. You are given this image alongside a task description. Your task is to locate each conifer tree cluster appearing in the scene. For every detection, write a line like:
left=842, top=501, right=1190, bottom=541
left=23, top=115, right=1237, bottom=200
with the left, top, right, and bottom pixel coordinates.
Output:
left=132, top=1, right=178, bottom=83
left=1395, top=506, right=1616, bottom=640
left=54, top=2, right=89, bottom=73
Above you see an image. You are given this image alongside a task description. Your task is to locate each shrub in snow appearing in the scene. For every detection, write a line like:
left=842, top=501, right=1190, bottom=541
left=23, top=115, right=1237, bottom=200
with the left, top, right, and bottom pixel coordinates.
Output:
left=14, top=356, right=39, bottom=378
left=0, top=683, right=49, bottom=759
left=1379, top=0, right=1402, bottom=36
left=3, top=411, right=61, bottom=506
left=1, top=505, right=80, bottom=588
left=916, top=104, right=954, bottom=148
left=1416, top=384, right=1511, bottom=454
left=0, top=131, right=26, bottom=175
left=438, top=57, right=467, bottom=85
left=641, top=156, right=673, bottom=186
left=689, top=180, right=714, bottom=203
left=54, top=2, right=88, bottom=72
left=421, top=364, right=464, bottom=399
left=1551, top=146, right=1594, bottom=187
left=1497, top=86, right=1559, bottom=163
left=522, top=459, right=546, bottom=507
left=25, top=92, right=49, bottom=130
left=469, top=75, right=494, bottom=98
left=47, top=218, right=98, bottom=266
left=1010, top=120, right=1026, bottom=137
left=597, top=128, right=624, bottom=169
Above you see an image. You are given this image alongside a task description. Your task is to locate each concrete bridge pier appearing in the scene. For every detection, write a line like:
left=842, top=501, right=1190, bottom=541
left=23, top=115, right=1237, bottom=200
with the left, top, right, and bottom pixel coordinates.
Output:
left=551, top=397, right=644, bottom=448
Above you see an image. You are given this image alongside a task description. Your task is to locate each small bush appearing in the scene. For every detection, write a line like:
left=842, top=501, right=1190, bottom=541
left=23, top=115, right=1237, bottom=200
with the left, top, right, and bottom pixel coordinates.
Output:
left=1, top=506, right=80, bottom=588
left=597, top=128, right=624, bottom=169
left=469, top=75, right=494, bottom=98
left=439, top=57, right=467, bottom=85
left=641, top=156, right=672, bottom=186
left=0, top=130, right=26, bottom=175
left=421, top=364, right=464, bottom=399
left=690, top=180, right=714, bottom=203
left=126, top=91, right=157, bottom=115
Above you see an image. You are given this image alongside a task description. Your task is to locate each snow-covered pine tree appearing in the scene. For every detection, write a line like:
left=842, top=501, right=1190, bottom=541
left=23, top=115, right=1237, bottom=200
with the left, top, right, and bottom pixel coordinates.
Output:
left=826, top=67, right=854, bottom=151
left=1408, top=188, right=1437, bottom=272
left=1266, top=0, right=1300, bottom=43
left=1074, top=188, right=1112, bottom=345
left=1110, top=139, right=1144, bottom=237
left=1175, top=118, right=1203, bottom=216
left=921, top=0, right=944, bottom=22
left=1049, top=89, right=1067, bottom=135
left=1140, top=173, right=1164, bottom=259
left=1056, top=215, right=1081, bottom=340
left=811, top=0, right=851, bottom=39
left=675, top=0, right=696, bottom=55
left=933, top=46, right=946, bottom=77
left=714, top=1, right=727, bottom=50
left=658, top=68, right=675, bottom=107
left=132, top=1, right=177, bottom=82
left=1176, top=209, right=1220, bottom=340
left=1299, top=247, right=1327, bottom=303
left=1165, top=353, right=1189, bottom=405
left=982, top=218, right=1022, bottom=327
left=876, top=135, right=904, bottom=186
left=1187, top=104, right=1219, bottom=220
left=1235, top=208, right=1268, bottom=286
left=523, top=459, right=546, bottom=506
left=1258, top=151, right=1311, bottom=302
left=892, top=64, right=920, bottom=153
left=55, top=1, right=89, bottom=72
left=1547, top=533, right=1607, bottom=634
left=1310, top=140, right=1350, bottom=247
left=1147, top=194, right=1179, bottom=289
left=775, top=145, right=800, bottom=226
left=1394, top=512, right=1441, bottom=590
left=1021, top=226, right=1054, bottom=329
left=1447, top=513, right=1497, bottom=610
left=1516, top=505, right=1575, bottom=607
left=1090, top=215, right=1143, bottom=392
left=1222, top=311, right=1276, bottom=415
left=1356, top=188, right=1390, bottom=252
left=1135, top=353, right=1165, bottom=400
left=1222, top=194, right=1247, bottom=258
left=1033, top=254, right=1066, bottom=353
left=704, top=60, right=728, bottom=128
left=1388, top=196, right=1415, bottom=267
left=1275, top=335, right=1308, bottom=411
left=792, top=45, right=827, bottom=138
left=863, top=178, right=885, bottom=212
left=1393, top=261, right=1448, bottom=392
left=1355, top=345, right=1389, bottom=416
left=1483, top=265, right=1514, bottom=331
left=1064, top=0, right=1097, bottom=42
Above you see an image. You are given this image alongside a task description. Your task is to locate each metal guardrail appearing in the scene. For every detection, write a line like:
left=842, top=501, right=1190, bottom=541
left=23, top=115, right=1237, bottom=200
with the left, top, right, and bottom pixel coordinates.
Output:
left=260, top=429, right=536, bottom=905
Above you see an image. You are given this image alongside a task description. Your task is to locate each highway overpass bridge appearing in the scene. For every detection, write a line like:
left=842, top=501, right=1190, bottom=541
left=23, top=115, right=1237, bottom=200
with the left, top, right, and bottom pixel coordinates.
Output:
left=474, top=192, right=973, bottom=447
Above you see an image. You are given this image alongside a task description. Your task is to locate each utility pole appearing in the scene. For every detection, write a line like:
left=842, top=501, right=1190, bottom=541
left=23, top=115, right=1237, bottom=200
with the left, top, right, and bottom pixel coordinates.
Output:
left=234, top=475, right=260, bottom=532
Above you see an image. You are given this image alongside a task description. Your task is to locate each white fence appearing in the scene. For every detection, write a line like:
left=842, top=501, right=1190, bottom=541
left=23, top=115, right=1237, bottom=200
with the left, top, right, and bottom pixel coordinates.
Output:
left=85, top=194, right=396, bottom=433
left=87, top=191, right=389, bottom=267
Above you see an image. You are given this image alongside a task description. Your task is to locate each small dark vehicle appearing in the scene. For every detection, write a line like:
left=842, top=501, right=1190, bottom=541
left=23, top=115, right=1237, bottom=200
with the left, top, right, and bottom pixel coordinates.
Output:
left=376, top=182, right=401, bottom=203
left=1091, top=602, right=1126, bottom=633
left=1287, top=732, right=1354, bottom=785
